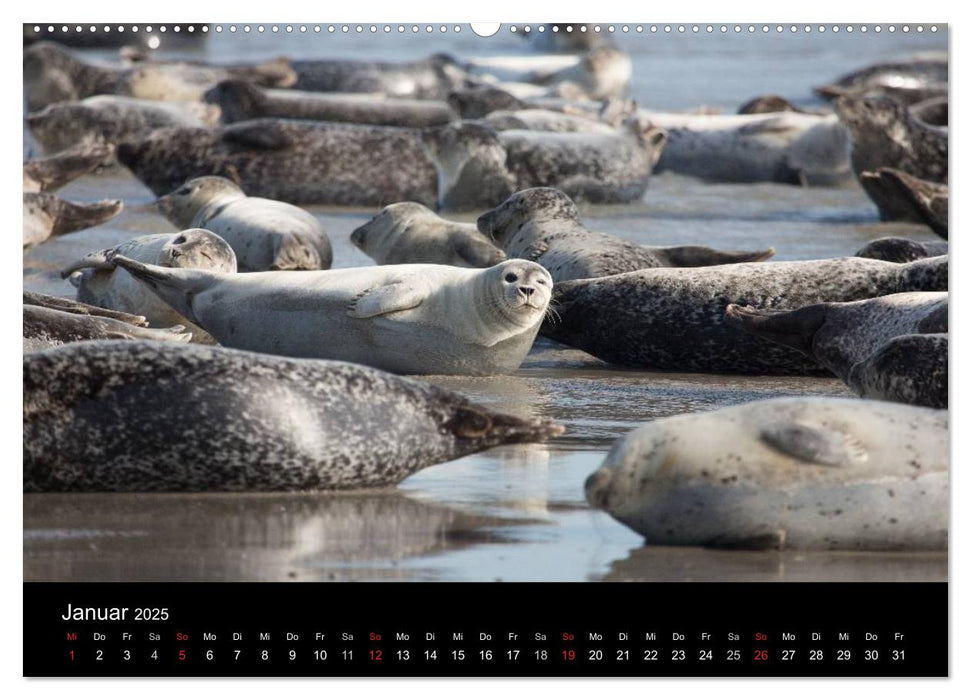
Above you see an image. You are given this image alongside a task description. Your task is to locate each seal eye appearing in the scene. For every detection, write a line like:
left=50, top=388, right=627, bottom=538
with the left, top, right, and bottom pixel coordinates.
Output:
left=176, top=187, right=191, bottom=196
left=504, top=273, right=518, bottom=283
left=173, top=235, right=187, bottom=244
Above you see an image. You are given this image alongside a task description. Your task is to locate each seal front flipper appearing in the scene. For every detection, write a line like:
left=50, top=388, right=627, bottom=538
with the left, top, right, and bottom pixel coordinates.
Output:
left=521, top=240, right=549, bottom=262
left=704, top=531, right=786, bottom=551
left=347, top=281, right=429, bottom=319
left=59, top=247, right=117, bottom=278
left=269, top=233, right=322, bottom=271
left=657, top=245, right=776, bottom=267
left=221, top=120, right=295, bottom=150
left=725, top=303, right=828, bottom=358
left=22, top=290, right=148, bottom=326
left=107, top=255, right=220, bottom=325
left=760, top=422, right=869, bottom=467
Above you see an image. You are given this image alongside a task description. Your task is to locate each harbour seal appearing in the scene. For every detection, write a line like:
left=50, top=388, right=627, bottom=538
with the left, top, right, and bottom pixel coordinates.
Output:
left=447, top=86, right=529, bottom=119
left=60, top=230, right=237, bottom=338
left=116, top=119, right=439, bottom=206
left=421, top=119, right=666, bottom=210
left=542, top=255, right=947, bottom=374
left=909, top=96, right=948, bottom=129
left=23, top=193, right=122, bottom=248
left=815, top=83, right=948, bottom=107
left=291, top=53, right=469, bottom=99
left=847, top=333, right=948, bottom=409
left=481, top=108, right=619, bottom=134
left=23, top=341, right=563, bottom=492
left=23, top=145, right=111, bottom=193
left=23, top=304, right=191, bottom=353
left=815, top=59, right=947, bottom=100
left=855, top=236, right=948, bottom=262
left=477, top=188, right=775, bottom=282
left=26, top=96, right=221, bottom=157
left=350, top=202, right=506, bottom=267
left=859, top=169, right=949, bottom=235
left=24, top=41, right=295, bottom=110
left=584, top=396, right=947, bottom=550
left=724, top=291, right=947, bottom=396
left=107, top=257, right=552, bottom=376
left=835, top=94, right=947, bottom=184
left=156, top=176, right=332, bottom=271
left=521, top=46, right=632, bottom=100
left=204, top=80, right=456, bottom=127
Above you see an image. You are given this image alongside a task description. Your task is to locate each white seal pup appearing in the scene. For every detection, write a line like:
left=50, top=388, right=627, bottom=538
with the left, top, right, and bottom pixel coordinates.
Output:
left=23, top=341, right=564, bottom=492
left=23, top=145, right=112, bottom=193
left=23, top=193, right=123, bottom=248
left=350, top=202, right=506, bottom=268
left=107, top=257, right=552, bottom=376
left=477, top=188, right=776, bottom=282
left=24, top=41, right=295, bottom=110
left=855, top=236, right=948, bottom=262
left=420, top=119, right=666, bottom=210
left=584, top=397, right=948, bottom=550
left=26, top=96, right=221, bottom=157
left=156, top=176, right=332, bottom=271
left=847, top=333, right=947, bottom=409
left=60, top=230, right=237, bottom=338
left=23, top=304, right=191, bottom=353
left=203, top=80, right=456, bottom=127
left=290, top=53, right=469, bottom=99
left=543, top=256, right=948, bottom=374
left=116, top=119, right=439, bottom=206
left=858, top=168, right=948, bottom=236
left=724, top=291, right=947, bottom=396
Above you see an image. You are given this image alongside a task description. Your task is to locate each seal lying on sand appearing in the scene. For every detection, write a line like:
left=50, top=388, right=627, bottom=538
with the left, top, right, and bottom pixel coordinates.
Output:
left=23, top=304, right=191, bottom=353
left=24, top=41, right=295, bottom=110
left=542, top=255, right=947, bottom=374
left=204, top=80, right=456, bottom=127
left=157, top=176, right=332, bottom=271
left=61, top=230, right=237, bottom=339
left=26, top=96, right=220, bottom=157
left=23, top=145, right=112, bottom=192
left=108, top=257, right=552, bottom=376
left=117, top=119, right=439, bottom=206
left=23, top=341, right=563, bottom=492
left=291, top=53, right=469, bottom=99
left=23, top=193, right=122, bottom=248
left=815, top=58, right=947, bottom=99
left=351, top=202, right=506, bottom=267
left=421, top=119, right=666, bottom=210
left=855, top=236, right=948, bottom=262
left=847, top=333, right=948, bottom=409
left=477, top=188, right=775, bottom=282
left=584, top=396, right=947, bottom=550
left=725, top=291, right=947, bottom=391
left=835, top=94, right=947, bottom=184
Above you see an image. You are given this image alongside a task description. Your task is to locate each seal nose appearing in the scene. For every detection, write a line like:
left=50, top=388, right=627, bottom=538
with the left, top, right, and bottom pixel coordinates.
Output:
left=519, top=286, right=534, bottom=298
left=584, top=468, right=613, bottom=510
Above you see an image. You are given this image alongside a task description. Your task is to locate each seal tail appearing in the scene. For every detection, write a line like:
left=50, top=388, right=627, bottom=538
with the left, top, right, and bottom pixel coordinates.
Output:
left=659, top=245, right=776, bottom=267
left=724, top=303, right=827, bottom=357
left=108, top=255, right=218, bottom=325
left=50, top=198, right=124, bottom=236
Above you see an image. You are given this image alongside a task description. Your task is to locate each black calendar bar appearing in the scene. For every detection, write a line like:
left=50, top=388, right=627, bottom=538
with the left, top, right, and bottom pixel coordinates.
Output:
left=24, top=582, right=947, bottom=677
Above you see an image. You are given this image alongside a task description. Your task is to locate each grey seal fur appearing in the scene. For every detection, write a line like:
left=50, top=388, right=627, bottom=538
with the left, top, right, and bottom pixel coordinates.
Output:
left=421, top=118, right=666, bottom=210
left=725, top=291, right=947, bottom=403
left=107, top=257, right=553, bottom=376
left=351, top=202, right=506, bottom=267
left=61, top=230, right=237, bottom=339
left=815, top=59, right=947, bottom=100
left=847, top=333, right=948, bottom=409
left=204, top=80, right=456, bottom=127
left=477, top=188, right=775, bottom=282
left=23, top=341, right=564, bottom=492
left=543, top=255, right=948, bottom=374
left=584, top=396, right=947, bottom=550
left=855, top=236, right=948, bottom=262
left=909, top=96, right=948, bottom=129
left=291, top=53, right=469, bottom=99
left=157, top=176, right=332, bottom=271
left=116, top=119, right=438, bottom=206
left=23, top=145, right=112, bottom=193
left=858, top=168, right=948, bottom=235
left=23, top=193, right=123, bottom=248
left=23, top=304, right=191, bottom=353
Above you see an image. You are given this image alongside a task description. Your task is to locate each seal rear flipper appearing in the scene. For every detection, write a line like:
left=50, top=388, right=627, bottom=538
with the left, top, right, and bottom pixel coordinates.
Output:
left=23, top=145, right=112, bottom=192
left=111, top=324, right=193, bottom=343
left=346, top=281, right=429, bottom=319
left=108, top=255, right=218, bottom=325
left=269, top=233, right=323, bottom=271
left=49, top=198, right=124, bottom=236
left=759, top=422, right=869, bottom=467
left=445, top=406, right=565, bottom=446
left=724, top=303, right=827, bottom=358
left=657, top=245, right=776, bottom=267
left=221, top=121, right=294, bottom=150
left=60, top=247, right=117, bottom=278
left=23, top=290, right=149, bottom=326
left=877, top=168, right=949, bottom=239
left=452, top=236, right=507, bottom=267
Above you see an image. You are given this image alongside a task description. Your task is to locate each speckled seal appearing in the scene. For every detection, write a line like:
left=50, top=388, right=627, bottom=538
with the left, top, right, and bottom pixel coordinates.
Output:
left=116, top=119, right=439, bottom=206
left=858, top=168, right=948, bottom=237
left=108, top=256, right=553, bottom=376
left=23, top=341, right=564, bottom=492
left=23, top=304, right=191, bottom=353
left=847, top=333, right=948, bottom=409
left=351, top=202, right=506, bottom=268
left=725, top=291, right=947, bottom=393
left=157, top=176, right=332, bottom=271
left=543, top=255, right=948, bottom=375
left=204, top=80, right=456, bottom=127
left=23, top=193, right=123, bottom=249
left=290, top=53, right=469, bottom=99
left=477, top=187, right=775, bottom=282
left=855, top=236, right=948, bottom=262
left=584, top=396, right=948, bottom=550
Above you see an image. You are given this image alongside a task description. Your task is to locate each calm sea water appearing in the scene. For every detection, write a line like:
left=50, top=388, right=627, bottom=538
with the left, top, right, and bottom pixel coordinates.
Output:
left=23, top=26, right=947, bottom=582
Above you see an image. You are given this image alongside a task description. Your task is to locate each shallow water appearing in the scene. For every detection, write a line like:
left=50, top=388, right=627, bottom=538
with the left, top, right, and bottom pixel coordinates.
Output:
left=23, top=27, right=947, bottom=582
